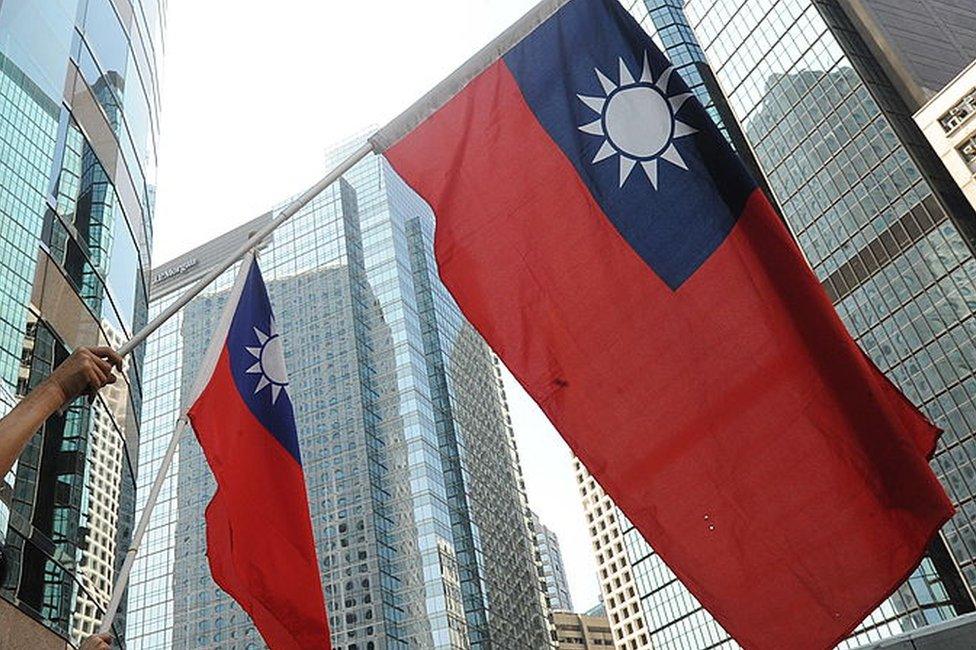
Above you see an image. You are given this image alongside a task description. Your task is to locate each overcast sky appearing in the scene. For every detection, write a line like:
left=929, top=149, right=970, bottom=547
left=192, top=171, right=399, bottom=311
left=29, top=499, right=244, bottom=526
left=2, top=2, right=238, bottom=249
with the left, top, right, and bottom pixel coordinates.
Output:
left=152, top=1, right=601, bottom=611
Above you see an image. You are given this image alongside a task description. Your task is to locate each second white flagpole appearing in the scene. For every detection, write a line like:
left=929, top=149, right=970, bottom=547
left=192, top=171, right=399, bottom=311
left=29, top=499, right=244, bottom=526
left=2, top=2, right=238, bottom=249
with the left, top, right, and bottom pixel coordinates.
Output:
left=98, top=415, right=188, bottom=635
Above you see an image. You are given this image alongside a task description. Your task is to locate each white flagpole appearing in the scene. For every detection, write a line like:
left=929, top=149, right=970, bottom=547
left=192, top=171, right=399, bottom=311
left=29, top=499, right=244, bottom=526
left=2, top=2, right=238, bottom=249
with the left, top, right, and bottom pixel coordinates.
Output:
left=98, top=416, right=188, bottom=635
left=116, top=141, right=373, bottom=358
left=99, top=248, right=258, bottom=635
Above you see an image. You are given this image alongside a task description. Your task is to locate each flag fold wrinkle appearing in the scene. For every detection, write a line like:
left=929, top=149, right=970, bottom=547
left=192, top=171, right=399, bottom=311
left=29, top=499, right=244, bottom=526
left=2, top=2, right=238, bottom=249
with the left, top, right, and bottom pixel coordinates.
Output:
left=377, top=0, right=954, bottom=647
left=187, top=254, right=331, bottom=649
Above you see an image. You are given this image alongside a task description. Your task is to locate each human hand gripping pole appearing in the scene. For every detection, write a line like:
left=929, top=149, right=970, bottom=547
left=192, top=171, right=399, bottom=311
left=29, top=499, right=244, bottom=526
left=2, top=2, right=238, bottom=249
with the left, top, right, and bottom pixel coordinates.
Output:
left=0, top=347, right=122, bottom=480
left=95, top=141, right=375, bottom=638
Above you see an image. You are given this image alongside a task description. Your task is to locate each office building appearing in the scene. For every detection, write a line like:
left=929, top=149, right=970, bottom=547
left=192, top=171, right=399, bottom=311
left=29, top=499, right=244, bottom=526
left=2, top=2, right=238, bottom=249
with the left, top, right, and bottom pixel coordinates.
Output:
left=585, top=0, right=976, bottom=646
left=574, top=458, right=653, bottom=650
left=553, top=610, right=615, bottom=649
left=530, top=509, right=574, bottom=612
left=915, top=60, right=976, bottom=214
left=126, top=139, right=553, bottom=649
left=622, top=0, right=775, bottom=192
left=0, top=0, right=163, bottom=644
left=683, top=0, right=976, bottom=638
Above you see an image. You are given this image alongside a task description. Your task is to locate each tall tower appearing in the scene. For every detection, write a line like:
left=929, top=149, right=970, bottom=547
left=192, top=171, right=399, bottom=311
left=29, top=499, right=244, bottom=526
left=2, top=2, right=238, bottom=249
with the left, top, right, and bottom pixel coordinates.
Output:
left=126, top=138, right=553, bottom=649
left=684, top=0, right=976, bottom=638
left=0, top=0, right=163, bottom=643
left=573, top=459, right=653, bottom=650
left=529, top=509, right=574, bottom=612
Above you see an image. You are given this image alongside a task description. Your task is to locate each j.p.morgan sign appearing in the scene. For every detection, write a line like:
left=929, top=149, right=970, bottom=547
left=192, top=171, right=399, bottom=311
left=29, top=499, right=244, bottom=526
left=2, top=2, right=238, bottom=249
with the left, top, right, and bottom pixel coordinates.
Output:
left=154, top=258, right=199, bottom=284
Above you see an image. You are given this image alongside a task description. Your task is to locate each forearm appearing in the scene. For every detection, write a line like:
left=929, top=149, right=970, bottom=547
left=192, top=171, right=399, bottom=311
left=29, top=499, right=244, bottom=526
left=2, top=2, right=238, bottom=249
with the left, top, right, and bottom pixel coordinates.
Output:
left=0, top=346, right=122, bottom=478
left=0, top=380, right=66, bottom=477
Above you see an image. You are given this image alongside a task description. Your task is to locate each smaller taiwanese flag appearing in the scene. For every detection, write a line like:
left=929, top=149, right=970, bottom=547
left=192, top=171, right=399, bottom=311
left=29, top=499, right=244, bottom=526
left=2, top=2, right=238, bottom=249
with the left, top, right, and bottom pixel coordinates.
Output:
left=372, top=0, right=954, bottom=647
left=187, top=254, right=331, bottom=649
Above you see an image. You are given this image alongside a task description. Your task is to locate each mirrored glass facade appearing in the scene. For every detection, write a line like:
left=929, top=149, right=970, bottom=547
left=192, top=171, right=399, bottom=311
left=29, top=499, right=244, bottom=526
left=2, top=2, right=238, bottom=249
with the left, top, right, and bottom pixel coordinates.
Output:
left=683, top=0, right=976, bottom=643
left=583, top=1, right=976, bottom=648
left=0, top=0, right=163, bottom=645
left=126, top=138, right=553, bottom=650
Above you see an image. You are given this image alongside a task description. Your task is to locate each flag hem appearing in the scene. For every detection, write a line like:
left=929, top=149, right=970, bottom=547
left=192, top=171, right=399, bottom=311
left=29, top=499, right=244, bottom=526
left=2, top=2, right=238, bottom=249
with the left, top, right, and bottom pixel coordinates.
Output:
left=821, top=506, right=955, bottom=650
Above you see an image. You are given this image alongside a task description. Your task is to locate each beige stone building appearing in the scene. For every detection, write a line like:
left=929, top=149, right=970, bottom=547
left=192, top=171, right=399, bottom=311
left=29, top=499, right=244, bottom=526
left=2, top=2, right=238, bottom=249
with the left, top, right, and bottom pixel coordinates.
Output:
left=915, top=59, right=976, bottom=213
left=553, top=610, right=616, bottom=649
left=574, top=458, right=652, bottom=650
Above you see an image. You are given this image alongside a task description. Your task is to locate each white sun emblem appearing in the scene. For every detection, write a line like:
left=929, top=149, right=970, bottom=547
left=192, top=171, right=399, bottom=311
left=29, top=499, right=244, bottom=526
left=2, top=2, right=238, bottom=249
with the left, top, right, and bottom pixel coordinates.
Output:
left=578, top=53, right=697, bottom=189
left=244, top=320, right=289, bottom=404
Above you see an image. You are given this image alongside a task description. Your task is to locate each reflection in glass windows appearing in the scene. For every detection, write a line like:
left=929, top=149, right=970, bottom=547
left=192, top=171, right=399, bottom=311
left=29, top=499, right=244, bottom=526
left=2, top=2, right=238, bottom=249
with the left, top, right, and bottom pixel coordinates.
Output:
left=685, top=0, right=976, bottom=644
left=0, top=0, right=163, bottom=644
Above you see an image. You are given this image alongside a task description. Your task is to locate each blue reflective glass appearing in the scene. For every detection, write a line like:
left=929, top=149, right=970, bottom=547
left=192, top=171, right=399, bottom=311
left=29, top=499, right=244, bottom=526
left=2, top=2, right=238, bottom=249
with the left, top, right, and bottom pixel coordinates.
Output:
left=105, top=209, right=141, bottom=331
left=76, top=36, right=152, bottom=220
left=0, top=0, right=80, bottom=100
left=122, top=48, right=155, bottom=178
left=83, top=0, right=128, bottom=77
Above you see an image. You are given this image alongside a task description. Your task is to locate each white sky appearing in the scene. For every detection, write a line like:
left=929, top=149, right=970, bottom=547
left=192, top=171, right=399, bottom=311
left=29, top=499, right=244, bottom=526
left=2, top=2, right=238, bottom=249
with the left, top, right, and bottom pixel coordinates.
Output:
left=152, top=1, right=601, bottom=611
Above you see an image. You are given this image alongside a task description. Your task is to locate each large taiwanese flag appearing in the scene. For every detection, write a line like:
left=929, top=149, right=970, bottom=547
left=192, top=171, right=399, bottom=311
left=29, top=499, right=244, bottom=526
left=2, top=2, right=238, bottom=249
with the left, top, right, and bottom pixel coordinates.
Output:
left=187, top=254, right=331, bottom=649
left=372, top=0, right=953, bottom=647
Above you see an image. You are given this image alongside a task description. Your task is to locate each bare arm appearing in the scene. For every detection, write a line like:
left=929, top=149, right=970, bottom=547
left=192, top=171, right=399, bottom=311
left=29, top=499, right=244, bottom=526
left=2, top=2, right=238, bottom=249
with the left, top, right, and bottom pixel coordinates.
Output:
left=0, top=347, right=123, bottom=478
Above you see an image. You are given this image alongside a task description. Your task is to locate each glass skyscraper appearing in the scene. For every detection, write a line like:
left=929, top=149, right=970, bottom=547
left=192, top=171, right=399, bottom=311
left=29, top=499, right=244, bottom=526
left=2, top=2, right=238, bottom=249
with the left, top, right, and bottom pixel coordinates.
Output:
left=581, top=0, right=976, bottom=648
left=529, top=509, right=573, bottom=613
left=620, top=0, right=769, bottom=185
left=675, top=0, right=976, bottom=643
left=126, top=138, right=553, bottom=650
left=0, top=0, right=163, bottom=645
left=621, top=0, right=732, bottom=145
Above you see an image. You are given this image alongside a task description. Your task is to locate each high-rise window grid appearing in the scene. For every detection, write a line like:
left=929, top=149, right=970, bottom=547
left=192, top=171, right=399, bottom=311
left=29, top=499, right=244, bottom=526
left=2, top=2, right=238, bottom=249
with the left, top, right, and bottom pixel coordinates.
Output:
left=127, top=141, right=551, bottom=649
left=685, top=0, right=976, bottom=640
left=0, top=0, right=163, bottom=642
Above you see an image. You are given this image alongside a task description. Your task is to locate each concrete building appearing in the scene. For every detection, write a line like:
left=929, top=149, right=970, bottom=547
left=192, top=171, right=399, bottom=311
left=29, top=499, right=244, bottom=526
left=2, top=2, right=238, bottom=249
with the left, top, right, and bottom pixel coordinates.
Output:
left=916, top=60, right=976, bottom=215
left=553, top=610, right=615, bottom=649
left=574, top=458, right=653, bottom=650
left=125, top=138, right=553, bottom=649
left=0, top=0, right=164, bottom=644
left=530, top=509, right=574, bottom=612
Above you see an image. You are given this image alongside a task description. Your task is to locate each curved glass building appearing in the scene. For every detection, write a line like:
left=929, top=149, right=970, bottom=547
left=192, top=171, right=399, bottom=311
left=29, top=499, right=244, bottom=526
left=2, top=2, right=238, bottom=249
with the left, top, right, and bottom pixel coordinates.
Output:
left=0, top=0, right=164, bottom=646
